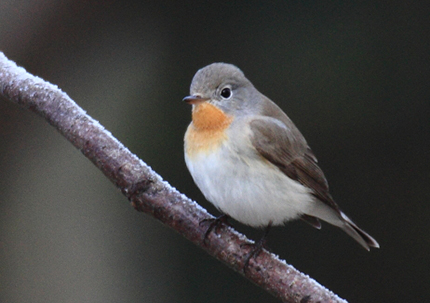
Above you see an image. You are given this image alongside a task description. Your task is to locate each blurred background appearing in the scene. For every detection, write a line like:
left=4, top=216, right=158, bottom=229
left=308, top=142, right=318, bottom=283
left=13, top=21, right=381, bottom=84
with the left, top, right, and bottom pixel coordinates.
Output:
left=0, top=1, right=428, bottom=302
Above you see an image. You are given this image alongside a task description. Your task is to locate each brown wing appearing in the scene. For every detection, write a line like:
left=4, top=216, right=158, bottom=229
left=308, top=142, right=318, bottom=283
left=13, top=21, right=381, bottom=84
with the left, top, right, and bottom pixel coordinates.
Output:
left=250, top=118, right=341, bottom=214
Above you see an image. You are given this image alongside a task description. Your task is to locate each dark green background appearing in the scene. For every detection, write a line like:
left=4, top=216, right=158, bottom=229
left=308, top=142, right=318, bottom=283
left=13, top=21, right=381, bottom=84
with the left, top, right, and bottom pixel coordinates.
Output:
left=1, top=1, right=428, bottom=302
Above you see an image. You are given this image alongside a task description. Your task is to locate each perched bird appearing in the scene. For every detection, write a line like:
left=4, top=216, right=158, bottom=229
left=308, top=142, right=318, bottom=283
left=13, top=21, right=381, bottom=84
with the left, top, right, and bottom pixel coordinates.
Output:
left=183, top=63, right=379, bottom=260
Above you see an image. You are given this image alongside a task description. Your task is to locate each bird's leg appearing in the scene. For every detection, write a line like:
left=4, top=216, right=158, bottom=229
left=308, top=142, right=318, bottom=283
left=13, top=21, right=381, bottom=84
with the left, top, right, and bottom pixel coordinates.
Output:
left=200, top=214, right=230, bottom=245
left=242, top=222, right=272, bottom=272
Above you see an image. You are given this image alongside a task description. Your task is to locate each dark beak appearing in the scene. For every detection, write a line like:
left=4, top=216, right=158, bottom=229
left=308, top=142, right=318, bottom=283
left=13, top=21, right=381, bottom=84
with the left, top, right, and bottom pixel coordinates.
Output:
left=183, top=95, right=209, bottom=104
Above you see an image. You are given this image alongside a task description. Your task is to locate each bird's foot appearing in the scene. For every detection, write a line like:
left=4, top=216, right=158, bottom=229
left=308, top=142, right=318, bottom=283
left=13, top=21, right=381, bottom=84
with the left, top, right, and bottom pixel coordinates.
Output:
left=200, top=214, right=230, bottom=245
left=241, top=223, right=272, bottom=273
left=241, top=237, right=268, bottom=273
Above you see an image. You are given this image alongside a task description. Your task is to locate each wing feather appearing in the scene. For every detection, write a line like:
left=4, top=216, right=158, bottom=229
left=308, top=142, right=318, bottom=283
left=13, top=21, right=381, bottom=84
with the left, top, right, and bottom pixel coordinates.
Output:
left=249, top=118, right=340, bottom=212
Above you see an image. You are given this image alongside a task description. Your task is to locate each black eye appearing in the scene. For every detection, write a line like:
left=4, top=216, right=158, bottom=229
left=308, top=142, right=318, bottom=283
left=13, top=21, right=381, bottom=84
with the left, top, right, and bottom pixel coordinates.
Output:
left=220, top=87, right=232, bottom=99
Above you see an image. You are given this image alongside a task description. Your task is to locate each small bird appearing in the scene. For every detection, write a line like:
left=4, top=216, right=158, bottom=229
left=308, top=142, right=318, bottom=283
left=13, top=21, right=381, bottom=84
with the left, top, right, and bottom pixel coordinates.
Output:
left=183, top=63, right=379, bottom=259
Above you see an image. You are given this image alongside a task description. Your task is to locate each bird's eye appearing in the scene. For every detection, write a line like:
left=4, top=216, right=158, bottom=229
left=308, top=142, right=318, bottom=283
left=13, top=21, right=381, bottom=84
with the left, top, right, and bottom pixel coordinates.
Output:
left=220, top=87, right=232, bottom=99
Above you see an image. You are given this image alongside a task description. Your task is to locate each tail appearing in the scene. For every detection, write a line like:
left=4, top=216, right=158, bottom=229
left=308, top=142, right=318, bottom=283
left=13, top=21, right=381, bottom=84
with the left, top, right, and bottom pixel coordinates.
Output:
left=304, top=202, right=380, bottom=250
left=339, top=212, right=379, bottom=250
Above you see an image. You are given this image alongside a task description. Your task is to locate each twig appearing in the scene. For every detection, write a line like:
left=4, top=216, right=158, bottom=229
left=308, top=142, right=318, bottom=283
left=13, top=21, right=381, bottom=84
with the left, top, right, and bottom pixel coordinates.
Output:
left=0, top=52, right=347, bottom=303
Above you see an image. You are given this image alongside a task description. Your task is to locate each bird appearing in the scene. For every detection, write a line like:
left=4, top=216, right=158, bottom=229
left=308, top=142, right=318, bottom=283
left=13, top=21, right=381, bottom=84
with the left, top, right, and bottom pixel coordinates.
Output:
left=183, top=63, right=379, bottom=263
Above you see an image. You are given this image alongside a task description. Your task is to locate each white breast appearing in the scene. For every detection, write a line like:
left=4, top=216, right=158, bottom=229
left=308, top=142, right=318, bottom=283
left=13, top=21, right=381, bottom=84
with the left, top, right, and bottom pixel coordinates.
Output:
left=185, top=125, right=315, bottom=228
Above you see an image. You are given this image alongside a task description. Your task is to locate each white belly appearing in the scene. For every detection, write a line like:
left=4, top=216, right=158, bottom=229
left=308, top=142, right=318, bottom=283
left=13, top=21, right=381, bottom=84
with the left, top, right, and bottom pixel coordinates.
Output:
left=185, top=142, right=315, bottom=227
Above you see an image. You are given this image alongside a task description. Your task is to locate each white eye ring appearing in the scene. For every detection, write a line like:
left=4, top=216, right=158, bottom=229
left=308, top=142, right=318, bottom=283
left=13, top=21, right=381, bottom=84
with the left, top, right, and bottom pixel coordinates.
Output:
left=220, top=87, right=232, bottom=99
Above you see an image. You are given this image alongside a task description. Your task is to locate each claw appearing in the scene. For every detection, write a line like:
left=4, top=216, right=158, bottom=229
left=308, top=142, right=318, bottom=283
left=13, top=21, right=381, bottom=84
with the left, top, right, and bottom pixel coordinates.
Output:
left=200, top=214, right=230, bottom=245
left=242, top=223, right=272, bottom=273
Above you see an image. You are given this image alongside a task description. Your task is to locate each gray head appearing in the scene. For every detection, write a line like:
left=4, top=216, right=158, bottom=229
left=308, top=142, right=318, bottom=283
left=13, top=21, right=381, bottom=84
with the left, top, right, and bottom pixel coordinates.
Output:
left=184, top=63, right=261, bottom=116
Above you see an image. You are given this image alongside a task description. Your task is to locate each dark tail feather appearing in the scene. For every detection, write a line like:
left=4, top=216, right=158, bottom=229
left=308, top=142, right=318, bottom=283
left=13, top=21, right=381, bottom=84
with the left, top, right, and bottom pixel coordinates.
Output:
left=300, top=214, right=322, bottom=229
left=340, top=212, right=380, bottom=250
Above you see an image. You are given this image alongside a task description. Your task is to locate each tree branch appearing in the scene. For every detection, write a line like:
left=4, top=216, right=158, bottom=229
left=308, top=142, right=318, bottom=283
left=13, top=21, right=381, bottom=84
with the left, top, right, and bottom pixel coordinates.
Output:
left=0, top=52, right=347, bottom=303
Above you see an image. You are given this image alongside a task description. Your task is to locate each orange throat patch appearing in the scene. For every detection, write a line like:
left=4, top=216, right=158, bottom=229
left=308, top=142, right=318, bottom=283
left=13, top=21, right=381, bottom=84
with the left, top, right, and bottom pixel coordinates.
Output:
left=185, top=102, right=233, bottom=158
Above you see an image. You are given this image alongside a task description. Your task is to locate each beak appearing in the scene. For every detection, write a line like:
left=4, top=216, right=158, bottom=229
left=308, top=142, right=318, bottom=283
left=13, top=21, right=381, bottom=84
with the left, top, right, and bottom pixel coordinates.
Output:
left=183, top=95, right=209, bottom=105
